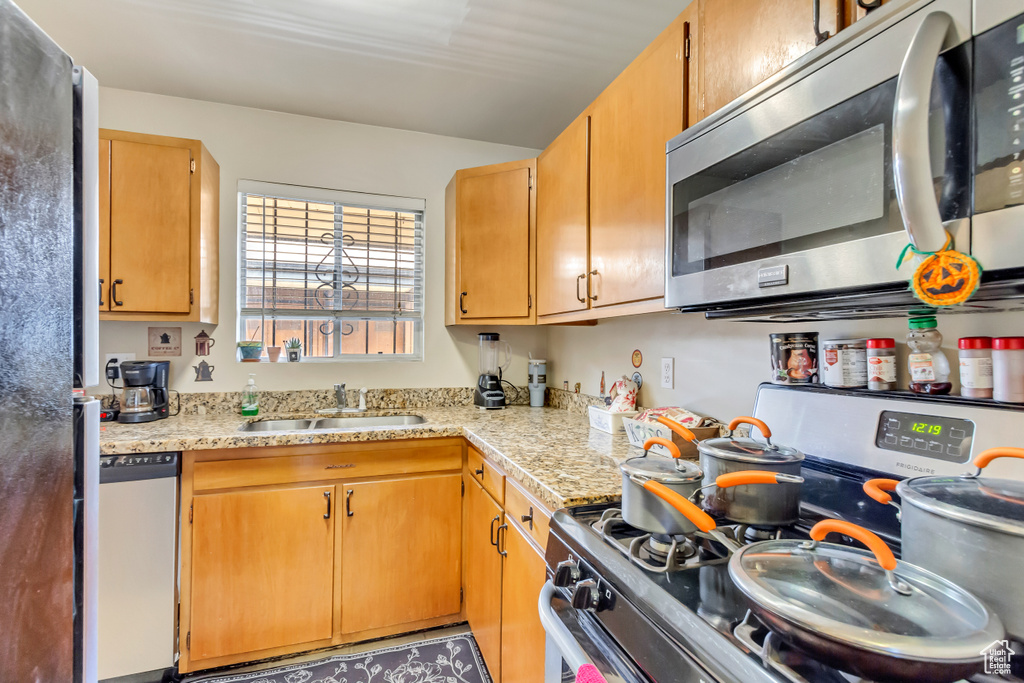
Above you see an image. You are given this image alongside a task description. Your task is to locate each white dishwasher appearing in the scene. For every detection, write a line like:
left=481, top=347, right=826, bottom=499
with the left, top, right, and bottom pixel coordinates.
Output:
left=98, top=452, right=179, bottom=682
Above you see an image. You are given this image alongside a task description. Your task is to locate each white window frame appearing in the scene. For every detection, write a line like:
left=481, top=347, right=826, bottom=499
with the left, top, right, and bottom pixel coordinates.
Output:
left=237, top=180, right=426, bottom=363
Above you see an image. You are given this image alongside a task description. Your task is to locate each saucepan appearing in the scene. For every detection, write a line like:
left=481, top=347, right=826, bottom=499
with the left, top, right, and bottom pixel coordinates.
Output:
left=863, top=446, right=1024, bottom=640
left=656, top=415, right=804, bottom=526
left=619, top=436, right=802, bottom=536
left=663, top=495, right=1005, bottom=683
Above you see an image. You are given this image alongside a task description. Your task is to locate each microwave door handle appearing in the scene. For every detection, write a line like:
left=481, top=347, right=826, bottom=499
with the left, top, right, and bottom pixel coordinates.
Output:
left=892, top=11, right=954, bottom=254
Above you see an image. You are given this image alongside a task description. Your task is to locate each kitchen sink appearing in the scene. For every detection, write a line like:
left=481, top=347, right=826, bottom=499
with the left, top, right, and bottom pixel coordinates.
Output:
left=239, top=415, right=424, bottom=432
left=239, top=419, right=314, bottom=432
left=310, top=415, right=425, bottom=429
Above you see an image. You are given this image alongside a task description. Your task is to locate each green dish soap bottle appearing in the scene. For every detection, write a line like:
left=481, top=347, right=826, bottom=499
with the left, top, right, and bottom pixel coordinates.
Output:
left=241, top=373, right=260, bottom=416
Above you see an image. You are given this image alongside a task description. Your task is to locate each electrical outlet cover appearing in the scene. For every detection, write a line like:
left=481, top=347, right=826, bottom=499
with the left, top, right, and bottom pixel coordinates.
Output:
left=660, top=357, right=674, bottom=389
left=105, top=352, right=136, bottom=366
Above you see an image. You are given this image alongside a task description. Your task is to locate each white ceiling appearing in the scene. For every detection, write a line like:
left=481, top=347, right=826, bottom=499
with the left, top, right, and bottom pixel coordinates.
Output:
left=20, top=0, right=689, bottom=148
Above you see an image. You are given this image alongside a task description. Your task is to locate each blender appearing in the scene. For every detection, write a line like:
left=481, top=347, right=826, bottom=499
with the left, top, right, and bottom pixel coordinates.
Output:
left=474, top=333, right=511, bottom=409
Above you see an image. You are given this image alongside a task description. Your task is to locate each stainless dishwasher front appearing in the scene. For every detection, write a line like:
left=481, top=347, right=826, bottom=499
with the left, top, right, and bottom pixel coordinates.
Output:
left=98, top=452, right=179, bottom=682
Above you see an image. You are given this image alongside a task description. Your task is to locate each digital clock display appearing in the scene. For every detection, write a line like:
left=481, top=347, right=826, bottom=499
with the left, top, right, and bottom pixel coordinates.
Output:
left=875, top=410, right=974, bottom=463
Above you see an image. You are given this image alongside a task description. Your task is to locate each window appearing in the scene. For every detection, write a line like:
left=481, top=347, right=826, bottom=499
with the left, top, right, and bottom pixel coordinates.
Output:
left=238, top=181, right=425, bottom=361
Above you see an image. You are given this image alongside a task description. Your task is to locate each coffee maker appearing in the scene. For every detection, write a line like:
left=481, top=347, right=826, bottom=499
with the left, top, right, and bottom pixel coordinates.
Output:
left=474, top=333, right=511, bottom=410
left=118, top=360, right=172, bottom=423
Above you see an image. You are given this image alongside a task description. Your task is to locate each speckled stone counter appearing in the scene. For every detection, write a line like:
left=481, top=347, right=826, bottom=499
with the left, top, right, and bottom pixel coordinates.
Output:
left=99, top=405, right=637, bottom=510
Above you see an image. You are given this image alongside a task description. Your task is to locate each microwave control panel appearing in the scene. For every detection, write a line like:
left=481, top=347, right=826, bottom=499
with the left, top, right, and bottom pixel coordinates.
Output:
left=974, top=11, right=1024, bottom=212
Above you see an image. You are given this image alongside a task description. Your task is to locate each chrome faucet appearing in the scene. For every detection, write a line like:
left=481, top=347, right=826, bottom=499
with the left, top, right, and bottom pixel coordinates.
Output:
left=335, top=383, right=347, bottom=410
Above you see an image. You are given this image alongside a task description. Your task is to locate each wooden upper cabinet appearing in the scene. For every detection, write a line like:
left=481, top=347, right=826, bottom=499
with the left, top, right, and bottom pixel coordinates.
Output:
left=588, top=9, right=691, bottom=308
left=537, top=114, right=590, bottom=317
left=99, top=129, right=219, bottom=323
left=340, top=475, right=462, bottom=634
left=189, top=484, right=335, bottom=662
left=445, top=158, right=537, bottom=325
left=698, top=0, right=840, bottom=117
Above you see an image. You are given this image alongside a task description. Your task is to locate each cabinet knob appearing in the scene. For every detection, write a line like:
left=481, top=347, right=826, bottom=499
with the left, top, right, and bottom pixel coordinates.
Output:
left=553, top=560, right=580, bottom=587
left=521, top=506, right=534, bottom=530
left=571, top=578, right=601, bottom=612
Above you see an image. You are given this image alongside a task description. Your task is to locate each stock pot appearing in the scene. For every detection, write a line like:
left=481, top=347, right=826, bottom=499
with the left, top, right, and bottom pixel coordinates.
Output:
left=658, top=416, right=804, bottom=525
left=864, top=447, right=1024, bottom=640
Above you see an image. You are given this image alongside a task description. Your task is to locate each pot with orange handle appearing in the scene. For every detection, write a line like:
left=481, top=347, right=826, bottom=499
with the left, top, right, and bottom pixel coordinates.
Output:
left=671, top=414, right=805, bottom=525
left=860, top=446, right=1024, bottom=640
left=619, top=435, right=804, bottom=536
left=725, top=518, right=1003, bottom=683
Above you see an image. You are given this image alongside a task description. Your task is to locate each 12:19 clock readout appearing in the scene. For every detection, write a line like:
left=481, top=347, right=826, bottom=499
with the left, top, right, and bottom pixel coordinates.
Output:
left=911, top=423, right=942, bottom=436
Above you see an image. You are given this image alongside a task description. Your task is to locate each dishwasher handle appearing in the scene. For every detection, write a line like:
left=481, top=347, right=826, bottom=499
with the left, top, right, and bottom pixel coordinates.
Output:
left=538, top=581, right=591, bottom=673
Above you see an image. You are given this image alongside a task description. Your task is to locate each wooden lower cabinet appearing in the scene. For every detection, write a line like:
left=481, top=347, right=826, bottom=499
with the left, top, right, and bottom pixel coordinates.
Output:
left=189, top=484, right=336, bottom=661
left=499, top=521, right=548, bottom=683
left=465, top=475, right=505, bottom=680
left=341, top=475, right=462, bottom=633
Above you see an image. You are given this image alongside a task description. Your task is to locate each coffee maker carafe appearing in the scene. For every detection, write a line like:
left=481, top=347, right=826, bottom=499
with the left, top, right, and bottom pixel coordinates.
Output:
left=118, top=360, right=174, bottom=423
left=475, top=333, right=511, bottom=409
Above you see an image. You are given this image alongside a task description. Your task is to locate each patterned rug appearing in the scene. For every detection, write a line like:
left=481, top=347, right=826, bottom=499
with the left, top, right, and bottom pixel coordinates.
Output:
left=185, top=634, right=491, bottom=683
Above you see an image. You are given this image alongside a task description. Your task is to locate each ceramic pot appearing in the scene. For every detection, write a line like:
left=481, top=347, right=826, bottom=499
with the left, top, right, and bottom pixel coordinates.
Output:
left=267, top=346, right=282, bottom=362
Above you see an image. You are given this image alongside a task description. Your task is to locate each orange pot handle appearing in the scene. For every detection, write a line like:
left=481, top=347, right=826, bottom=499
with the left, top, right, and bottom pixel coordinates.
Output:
left=642, top=480, right=717, bottom=533
left=643, top=437, right=681, bottom=459
left=715, top=470, right=803, bottom=488
left=863, top=478, right=899, bottom=505
left=974, top=447, right=1024, bottom=471
left=809, top=520, right=897, bottom=571
left=728, top=416, right=772, bottom=440
left=655, top=416, right=698, bottom=443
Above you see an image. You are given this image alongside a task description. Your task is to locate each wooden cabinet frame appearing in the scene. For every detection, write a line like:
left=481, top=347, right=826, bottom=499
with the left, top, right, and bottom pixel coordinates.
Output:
left=99, top=129, right=219, bottom=323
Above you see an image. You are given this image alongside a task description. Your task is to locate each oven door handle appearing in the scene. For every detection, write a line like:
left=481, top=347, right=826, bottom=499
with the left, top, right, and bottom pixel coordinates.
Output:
left=538, top=581, right=591, bottom=673
left=892, top=10, right=954, bottom=254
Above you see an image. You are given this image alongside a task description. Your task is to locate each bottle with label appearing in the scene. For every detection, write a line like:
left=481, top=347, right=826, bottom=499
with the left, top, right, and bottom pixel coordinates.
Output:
left=241, top=373, right=260, bottom=416
left=958, top=337, right=993, bottom=399
left=907, top=317, right=951, bottom=395
left=866, top=338, right=896, bottom=390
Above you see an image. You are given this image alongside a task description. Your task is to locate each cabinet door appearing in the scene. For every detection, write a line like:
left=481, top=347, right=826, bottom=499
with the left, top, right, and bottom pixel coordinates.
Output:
left=109, top=139, right=192, bottom=313
left=457, top=168, right=531, bottom=319
left=189, top=485, right=335, bottom=661
left=464, top=475, right=504, bottom=680
left=98, top=137, right=110, bottom=311
left=589, top=18, right=686, bottom=307
left=341, top=475, right=462, bottom=633
left=700, top=0, right=840, bottom=116
left=499, top=522, right=548, bottom=683
left=537, top=115, right=590, bottom=317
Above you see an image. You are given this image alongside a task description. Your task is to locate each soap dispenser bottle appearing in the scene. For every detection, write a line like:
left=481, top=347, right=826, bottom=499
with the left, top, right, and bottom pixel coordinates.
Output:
left=241, top=373, right=260, bottom=416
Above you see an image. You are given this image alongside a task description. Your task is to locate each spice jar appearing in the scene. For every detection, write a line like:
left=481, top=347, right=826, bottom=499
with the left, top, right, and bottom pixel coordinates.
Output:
left=958, top=337, right=993, bottom=399
left=822, top=339, right=868, bottom=388
left=993, top=337, right=1024, bottom=403
left=866, top=339, right=896, bottom=391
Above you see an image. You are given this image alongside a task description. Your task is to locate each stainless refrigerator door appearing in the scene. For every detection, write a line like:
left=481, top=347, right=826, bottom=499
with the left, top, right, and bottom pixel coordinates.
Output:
left=0, top=1, right=76, bottom=681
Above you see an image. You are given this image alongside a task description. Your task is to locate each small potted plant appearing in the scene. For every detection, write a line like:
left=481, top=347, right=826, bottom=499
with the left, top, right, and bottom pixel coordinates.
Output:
left=237, top=340, right=264, bottom=362
left=285, top=337, right=302, bottom=362
left=266, top=345, right=282, bottom=363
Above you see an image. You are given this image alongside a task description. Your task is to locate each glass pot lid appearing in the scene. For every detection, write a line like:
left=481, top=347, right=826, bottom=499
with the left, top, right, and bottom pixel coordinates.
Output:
left=699, top=436, right=804, bottom=464
left=620, top=456, right=702, bottom=484
left=728, top=535, right=1003, bottom=662
left=901, top=476, right=1024, bottom=535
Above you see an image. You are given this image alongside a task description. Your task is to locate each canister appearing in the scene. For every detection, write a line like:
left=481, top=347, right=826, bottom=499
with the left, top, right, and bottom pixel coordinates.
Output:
left=769, top=332, right=819, bottom=384
left=958, top=337, right=993, bottom=399
left=528, top=358, right=547, bottom=407
left=993, top=338, right=1024, bottom=403
left=821, top=339, right=867, bottom=388
left=866, top=338, right=896, bottom=391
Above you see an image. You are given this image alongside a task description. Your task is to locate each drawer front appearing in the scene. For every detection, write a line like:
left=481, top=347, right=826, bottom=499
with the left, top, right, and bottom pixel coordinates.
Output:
left=504, top=478, right=551, bottom=551
left=192, top=441, right=462, bottom=492
left=467, top=447, right=504, bottom=504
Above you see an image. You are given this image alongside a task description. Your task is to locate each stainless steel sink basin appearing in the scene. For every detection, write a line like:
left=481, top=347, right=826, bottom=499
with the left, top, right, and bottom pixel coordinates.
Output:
left=310, top=415, right=425, bottom=429
left=239, top=419, right=314, bottom=432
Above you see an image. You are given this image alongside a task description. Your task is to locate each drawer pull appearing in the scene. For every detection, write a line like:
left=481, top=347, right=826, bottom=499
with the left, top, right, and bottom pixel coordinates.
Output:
left=489, top=515, right=500, bottom=546
left=521, top=506, right=534, bottom=531
left=323, top=491, right=331, bottom=519
left=345, top=489, right=354, bottom=517
left=496, top=523, right=508, bottom=557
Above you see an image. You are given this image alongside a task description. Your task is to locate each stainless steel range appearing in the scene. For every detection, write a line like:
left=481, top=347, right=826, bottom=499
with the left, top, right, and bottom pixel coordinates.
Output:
left=540, top=384, right=1024, bottom=683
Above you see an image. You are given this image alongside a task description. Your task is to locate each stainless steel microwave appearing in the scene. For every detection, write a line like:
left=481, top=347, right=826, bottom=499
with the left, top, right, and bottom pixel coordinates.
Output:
left=665, top=0, right=1024, bottom=320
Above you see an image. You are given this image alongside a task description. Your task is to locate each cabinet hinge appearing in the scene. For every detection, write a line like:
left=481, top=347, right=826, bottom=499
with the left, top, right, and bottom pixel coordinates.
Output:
left=190, top=288, right=194, bottom=306
left=189, top=501, right=193, bottom=524
left=186, top=631, right=191, bottom=651
left=684, top=34, right=690, bottom=60
left=190, top=158, right=196, bottom=174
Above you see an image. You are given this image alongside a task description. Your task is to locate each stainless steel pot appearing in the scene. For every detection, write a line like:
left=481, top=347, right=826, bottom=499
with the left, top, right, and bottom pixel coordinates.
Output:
left=620, top=436, right=802, bottom=536
left=658, top=416, right=804, bottom=525
left=864, top=447, right=1024, bottom=640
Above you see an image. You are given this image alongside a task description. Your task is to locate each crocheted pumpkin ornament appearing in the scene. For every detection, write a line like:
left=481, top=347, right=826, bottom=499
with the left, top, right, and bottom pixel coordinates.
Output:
left=897, top=234, right=982, bottom=307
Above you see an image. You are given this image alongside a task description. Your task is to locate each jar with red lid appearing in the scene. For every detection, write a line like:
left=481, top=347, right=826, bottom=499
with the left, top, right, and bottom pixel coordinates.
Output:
left=866, top=338, right=896, bottom=391
left=993, top=337, right=1024, bottom=403
left=958, top=337, right=993, bottom=399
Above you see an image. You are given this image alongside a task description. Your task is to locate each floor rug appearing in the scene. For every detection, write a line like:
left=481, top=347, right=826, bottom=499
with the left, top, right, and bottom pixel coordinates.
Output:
left=185, top=634, right=491, bottom=683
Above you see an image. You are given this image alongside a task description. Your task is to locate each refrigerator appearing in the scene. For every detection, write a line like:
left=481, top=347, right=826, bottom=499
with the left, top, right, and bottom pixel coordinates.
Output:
left=0, top=1, right=100, bottom=681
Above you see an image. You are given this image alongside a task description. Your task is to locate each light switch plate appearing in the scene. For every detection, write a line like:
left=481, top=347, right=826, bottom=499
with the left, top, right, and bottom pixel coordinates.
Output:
left=660, top=357, right=674, bottom=389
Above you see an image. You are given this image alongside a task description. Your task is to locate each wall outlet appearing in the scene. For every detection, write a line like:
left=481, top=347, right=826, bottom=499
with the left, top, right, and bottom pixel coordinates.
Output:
left=660, top=357, right=674, bottom=389
left=105, top=352, right=136, bottom=369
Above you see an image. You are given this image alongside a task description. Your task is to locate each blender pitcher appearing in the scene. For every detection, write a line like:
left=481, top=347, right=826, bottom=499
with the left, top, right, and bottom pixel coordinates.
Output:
left=475, top=333, right=511, bottom=409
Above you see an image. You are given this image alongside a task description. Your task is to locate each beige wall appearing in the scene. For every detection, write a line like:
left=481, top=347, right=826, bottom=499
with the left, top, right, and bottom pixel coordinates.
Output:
left=90, top=87, right=547, bottom=395
left=546, top=309, right=1024, bottom=420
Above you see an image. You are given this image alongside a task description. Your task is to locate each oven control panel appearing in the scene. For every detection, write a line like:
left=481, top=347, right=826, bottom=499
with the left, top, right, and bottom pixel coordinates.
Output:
left=873, top=410, right=974, bottom=463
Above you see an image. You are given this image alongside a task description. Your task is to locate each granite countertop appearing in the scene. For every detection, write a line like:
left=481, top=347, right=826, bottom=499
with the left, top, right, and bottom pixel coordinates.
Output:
left=99, top=405, right=640, bottom=510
